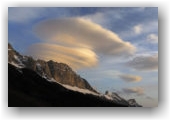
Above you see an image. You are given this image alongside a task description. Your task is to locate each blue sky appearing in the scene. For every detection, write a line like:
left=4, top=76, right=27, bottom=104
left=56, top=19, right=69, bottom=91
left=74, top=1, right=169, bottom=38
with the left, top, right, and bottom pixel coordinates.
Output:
left=8, top=7, right=158, bottom=107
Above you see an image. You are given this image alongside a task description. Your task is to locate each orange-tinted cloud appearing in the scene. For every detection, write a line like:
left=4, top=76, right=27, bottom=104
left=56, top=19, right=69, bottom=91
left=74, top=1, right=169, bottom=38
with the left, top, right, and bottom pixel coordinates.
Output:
left=26, top=43, right=98, bottom=70
left=34, top=18, right=136, bottom=56
left=123, top=87, right=144, bottom=95
left=118, top=74, right=142, bottom=82
left=27, top=18, right=136, bottom=69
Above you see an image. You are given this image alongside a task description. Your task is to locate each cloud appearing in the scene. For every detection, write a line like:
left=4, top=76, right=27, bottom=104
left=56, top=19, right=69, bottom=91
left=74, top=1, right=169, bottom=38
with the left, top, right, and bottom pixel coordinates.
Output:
left=83, top=12, right=105, bottom=24
left=27, top=18, right=136, bottom=69
left=123, top=87, right=144, bottom=95
left=125, top=53, right=158, bottom=71
left=82, top=10, right=123, bottom=26
left=145, top=96, right=154, bottom=100
left=147, top=34, right=158, bottom=43
left=133, top=24, right=142, bottom=34
left=26, top=43, right=98, bottom=70
left=118, top=20, right=158, bottom=41
left=118, top=74, right=142, bottom=82
left=34, top=18, right=136, bottom=56
left=8, top=7, right=45, bottom=23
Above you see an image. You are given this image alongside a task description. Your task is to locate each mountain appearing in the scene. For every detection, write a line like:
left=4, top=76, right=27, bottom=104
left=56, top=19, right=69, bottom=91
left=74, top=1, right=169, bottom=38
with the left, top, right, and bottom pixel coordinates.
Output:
left=8, top=43, right=142, bottom=107
left=8, top=43, right=96, bottom=93
left=104, top=91, right=129, bottom=106
left=128, top=99, right=142, bottom=107
left=8, top=63, right=128, bottom=107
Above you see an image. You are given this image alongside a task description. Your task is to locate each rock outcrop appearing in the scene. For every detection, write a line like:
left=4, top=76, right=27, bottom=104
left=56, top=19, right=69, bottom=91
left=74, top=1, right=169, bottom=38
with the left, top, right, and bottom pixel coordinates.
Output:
left=128, top=99, right=142, bottom=107
left=8, top=43, right=96, bottom=92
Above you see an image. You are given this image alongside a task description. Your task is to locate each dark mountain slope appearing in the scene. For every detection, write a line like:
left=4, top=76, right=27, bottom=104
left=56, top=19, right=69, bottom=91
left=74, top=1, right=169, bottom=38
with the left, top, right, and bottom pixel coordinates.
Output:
left=8, top=64, right=128, bottom=107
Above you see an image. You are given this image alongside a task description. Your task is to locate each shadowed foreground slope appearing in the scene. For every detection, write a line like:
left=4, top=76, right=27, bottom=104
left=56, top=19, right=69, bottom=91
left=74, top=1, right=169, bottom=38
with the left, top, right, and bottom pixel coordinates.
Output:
left=8, top=64, right=128, bottom=107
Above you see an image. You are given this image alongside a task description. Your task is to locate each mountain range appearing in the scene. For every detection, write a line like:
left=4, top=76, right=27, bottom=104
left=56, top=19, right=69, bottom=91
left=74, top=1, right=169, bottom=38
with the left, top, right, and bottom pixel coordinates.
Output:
left=8, top=43, right=142, bottom=107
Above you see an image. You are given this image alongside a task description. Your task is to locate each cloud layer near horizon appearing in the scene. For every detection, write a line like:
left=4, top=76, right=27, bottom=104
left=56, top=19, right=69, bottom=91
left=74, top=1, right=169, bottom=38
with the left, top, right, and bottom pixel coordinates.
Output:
left=125, top=53, right=158, bottom=71
left=27, top=18, right=136, bottom=69
left=118, top=74, right=142, bottom=82
left=123, top=87, right=144, bottom=96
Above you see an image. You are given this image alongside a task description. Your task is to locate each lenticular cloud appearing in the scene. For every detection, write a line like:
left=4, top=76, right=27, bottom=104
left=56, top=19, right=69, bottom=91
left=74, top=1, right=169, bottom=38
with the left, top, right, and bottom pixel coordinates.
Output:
left=27, top=18, right=136, bottom=69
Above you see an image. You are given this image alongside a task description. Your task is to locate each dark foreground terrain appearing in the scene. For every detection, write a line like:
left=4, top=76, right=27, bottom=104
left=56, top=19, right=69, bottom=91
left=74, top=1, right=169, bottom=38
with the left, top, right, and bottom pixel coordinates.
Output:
left=8, top=64, right=128, bottom=107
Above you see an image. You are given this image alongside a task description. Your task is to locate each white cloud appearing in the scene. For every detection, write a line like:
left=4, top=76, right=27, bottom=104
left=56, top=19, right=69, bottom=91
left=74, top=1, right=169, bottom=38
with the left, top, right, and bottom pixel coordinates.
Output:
left=123, top=87, right=144, bottom=95
left=133, top=24, right=143, bottom=34
left=147, top=34, right=158, bottom=43
left=119, top=20, right=158, bottom=41
left=118, top=74, right=142, bottom=82
left=8, top=7, right=45, bottom=23
left=125, top=53, right=158, bottom=71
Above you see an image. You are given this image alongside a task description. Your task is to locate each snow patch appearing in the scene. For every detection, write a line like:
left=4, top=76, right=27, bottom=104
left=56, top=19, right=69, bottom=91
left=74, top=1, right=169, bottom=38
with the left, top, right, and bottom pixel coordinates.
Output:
left=62, top=84, right=99, bottom=96
left=104, top=95, right=113, bottom=100
left=22, top=56, right=28, bottom=62
left=14, top=55, right=20, bottom=61
left=104, top=91, right=127, bottom=104
left=42, top=75, right=47, bottom=79
left=111, top=93, right=122, bottom=101
left=45, top=77, right=99, bottom=96
left=10, top=62, right=23, bottom=68
left=36, top=63, right=41, bottom=67
left=13, top=55, right=25, bottom=67
left=49, top=78, right=57, bottom=82
left=36, top=63, right=42, bottom=71
left=9, top=62, right=23, bottom=73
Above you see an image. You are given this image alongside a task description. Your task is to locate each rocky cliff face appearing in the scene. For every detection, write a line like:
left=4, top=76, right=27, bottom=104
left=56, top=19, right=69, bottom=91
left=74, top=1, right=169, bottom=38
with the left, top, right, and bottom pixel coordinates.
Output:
left=8, top=43, right=96, bottom=92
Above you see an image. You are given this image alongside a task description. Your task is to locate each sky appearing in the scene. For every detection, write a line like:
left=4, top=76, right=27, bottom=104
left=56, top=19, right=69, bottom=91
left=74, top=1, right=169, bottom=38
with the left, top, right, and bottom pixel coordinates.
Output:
left=8, top=7, right=158, bottom=107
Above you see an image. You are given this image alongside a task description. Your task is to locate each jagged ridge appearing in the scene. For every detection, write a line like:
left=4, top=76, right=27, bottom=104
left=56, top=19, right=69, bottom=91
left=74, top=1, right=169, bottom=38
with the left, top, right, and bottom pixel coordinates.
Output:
left=8, top=43, right=97, bottom=92
left=8, top=43, right=142, bottom=107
